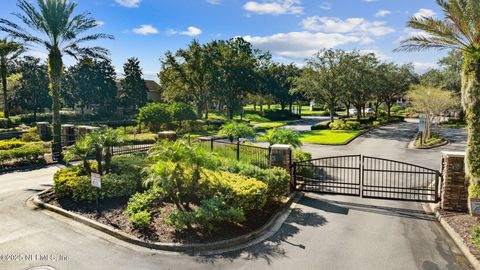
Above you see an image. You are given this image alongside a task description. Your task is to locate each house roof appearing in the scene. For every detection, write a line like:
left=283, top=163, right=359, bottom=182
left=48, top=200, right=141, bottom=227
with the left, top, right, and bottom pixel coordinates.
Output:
left=115, top=79, right=162, bottom=93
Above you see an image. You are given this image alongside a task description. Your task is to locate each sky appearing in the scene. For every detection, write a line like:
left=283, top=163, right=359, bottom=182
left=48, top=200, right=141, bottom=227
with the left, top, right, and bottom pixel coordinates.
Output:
left=0, top=0, right=449, bottom=82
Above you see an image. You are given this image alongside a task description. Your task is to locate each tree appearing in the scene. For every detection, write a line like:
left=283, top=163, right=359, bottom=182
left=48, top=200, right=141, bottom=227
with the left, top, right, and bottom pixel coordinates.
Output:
left=10, top=56, right=50, bottom=118
left=267, top=63, right=299, bottom=111
left=219, top=122, right=255, bottom=143
left=168, top=102, right=196, bottom=128
left=138, top=103, right=171, bottom=132
left=67, top=57, right=96, bottom=117
left=121, top=57, right=148, bottom=112
left=292, top=49, right=349, bottom=122
left=407, top=85, right=458, bottom=141
left=0, top=38, right=23, bottom=118
left=160, top=40, right=216, bottom=118
left=258, top=128, right=302, bottom=148
left=0, top=0, right=113, bottom=158
left=396, top=0, right=480, bottom=200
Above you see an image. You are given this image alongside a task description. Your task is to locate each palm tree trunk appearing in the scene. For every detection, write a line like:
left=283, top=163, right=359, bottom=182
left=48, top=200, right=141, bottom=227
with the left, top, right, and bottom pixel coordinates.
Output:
left=463, top=55, right=480, bottom=199
left=48, top=46, right=63, bottom=160
left=1, top=60, right=9, bottom=118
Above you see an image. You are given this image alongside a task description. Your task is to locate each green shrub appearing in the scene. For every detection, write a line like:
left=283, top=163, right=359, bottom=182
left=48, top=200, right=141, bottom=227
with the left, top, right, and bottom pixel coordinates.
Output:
left=292, top=149, right=312, bottom=163
left=53, top=167, right=139, bottom=201
left=0, top=144, right=45, bottom=163
left=168, top=102, right=197, bottom=123
left=471, top=225, right=480, bottom=250
left=258, top=128, right=302, bottom=148
left=0, top=117, right=20, bottom=129
left=311, top=121, right=330, bottom=130
left=0, top=140, right=25, bottom=150
left=138, top=103, right=171, bottom=132
left=345, top=121, right=361, bottom=130
left=201, top=170, right=268, bottom=212
left=129, top=210, right=151, bottom=229
left=124, top=133, right=157, bottom=145
left=390, top=105, right=402, bottom=113
left=219, top=121, right=255, bottom=142
left=166, top=197, right=245, bottom=233
left=21, top=128, right=41, bottom=142
left=110, top=154, right=147, bottom=178
left=125, top=186, right=165, bottom=216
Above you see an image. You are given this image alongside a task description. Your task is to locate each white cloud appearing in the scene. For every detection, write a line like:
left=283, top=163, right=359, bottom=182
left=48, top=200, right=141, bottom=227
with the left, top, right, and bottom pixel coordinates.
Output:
left=301, top=16, right=395, bottom=37
left=319, top=2, right=331, bottom=10
left=412, top=62, right=437, bottom=73
left=393, top=28, right=430, bottom=45
left=414, top=8, right=436, bottom=18
left=375, top=10, right=391, bottom=17
left=243, top=0, right=303, bottom=15
left=115, top=0, right=141, bottom=8
left=244, top=31, right=373, bottom=61
left=95, top=21, right=105, bottom=27
left=180, top=26, right=202, bottom=36
left=206, top=0, right=221, bottom=4
left=132, top=25, right=159, bottom=35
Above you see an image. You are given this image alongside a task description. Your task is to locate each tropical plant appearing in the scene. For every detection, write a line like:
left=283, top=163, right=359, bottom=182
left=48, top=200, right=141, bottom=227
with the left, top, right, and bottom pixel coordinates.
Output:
left=219, top=121, right=255, bottom=143
left=64, top=138, right=94, bottom=174
left=88, top=127, right=124, bottom=175
left=396, top=0, right=480, bottom=201
left=0, top=38, right=23, bottom=118
left=0, top=0, right=113, bottom=158
left=258, top=128, right=302, bottom=148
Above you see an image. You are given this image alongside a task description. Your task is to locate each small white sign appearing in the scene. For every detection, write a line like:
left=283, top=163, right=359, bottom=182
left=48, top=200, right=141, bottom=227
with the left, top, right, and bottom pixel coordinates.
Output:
left=91, top=173, right=101, bottom=188
left=419, top=116, right=426, bottom=132
left=471, top=200, right=480, bottom=216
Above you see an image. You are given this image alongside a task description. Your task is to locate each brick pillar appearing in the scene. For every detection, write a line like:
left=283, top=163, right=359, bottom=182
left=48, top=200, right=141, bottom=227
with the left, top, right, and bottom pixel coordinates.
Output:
left=269, top=144, right=292, bottom=172
left=76, top=125, right=98, bottom=139
left=157, top=131, right=177, bottom=141
left=36, top=122, right=51, bottom=141
left=441, top=151, right=468, bottom=212
left=61, top=124, right=76, bottom=147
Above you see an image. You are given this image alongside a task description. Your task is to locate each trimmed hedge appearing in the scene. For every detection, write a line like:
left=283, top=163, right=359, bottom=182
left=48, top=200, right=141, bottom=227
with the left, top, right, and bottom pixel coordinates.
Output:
left=0, top=144, right=45, bottom=163
left=0, top=140, right=26, bottom=150
left=53, top=167, right=139, bottom=202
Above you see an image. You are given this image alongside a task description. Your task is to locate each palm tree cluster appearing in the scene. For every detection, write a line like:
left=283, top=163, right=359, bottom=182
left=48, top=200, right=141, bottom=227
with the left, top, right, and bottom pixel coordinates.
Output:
left=397, top=0, right=480, bottom=199
left=0, top=0, right=113, bottom=159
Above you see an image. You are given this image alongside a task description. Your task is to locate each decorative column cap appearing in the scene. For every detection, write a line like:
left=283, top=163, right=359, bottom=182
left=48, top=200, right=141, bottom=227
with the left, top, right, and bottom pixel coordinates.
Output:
left=158, top=131, right=176, bottom=135
left=61, top=124, right=75, bottom=128
left=270, top=144, right=292, bottom=150
left=442, top=151, right=466, bottom=158
left=36, top=122, right=50, bottom=125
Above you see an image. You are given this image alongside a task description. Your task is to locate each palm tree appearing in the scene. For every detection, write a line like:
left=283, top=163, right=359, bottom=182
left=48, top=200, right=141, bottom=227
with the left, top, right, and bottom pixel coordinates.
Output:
left=0, top=38, right=23, bottom=118
left=396, top=0, right=480, bottom=199
left=0, top=0, right=113, bottom=159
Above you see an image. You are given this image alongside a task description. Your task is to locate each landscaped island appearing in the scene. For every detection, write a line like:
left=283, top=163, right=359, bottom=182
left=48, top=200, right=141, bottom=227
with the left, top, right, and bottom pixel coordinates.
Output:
left=39, top=128, right=298, bottom=243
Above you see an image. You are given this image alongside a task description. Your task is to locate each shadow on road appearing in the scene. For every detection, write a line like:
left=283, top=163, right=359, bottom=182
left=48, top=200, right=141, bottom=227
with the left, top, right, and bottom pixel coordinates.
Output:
left=196, top=208, right=327, bottom=265
left=299, top=197, right=436, bottom=221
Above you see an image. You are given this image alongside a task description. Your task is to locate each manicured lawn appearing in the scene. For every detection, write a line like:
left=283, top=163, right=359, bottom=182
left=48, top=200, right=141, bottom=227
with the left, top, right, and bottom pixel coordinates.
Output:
left=254, top=120, right=302, bottom=130
left=300, top=110, right=328, bottom=116
left=300, top=129, right=363, bottom=144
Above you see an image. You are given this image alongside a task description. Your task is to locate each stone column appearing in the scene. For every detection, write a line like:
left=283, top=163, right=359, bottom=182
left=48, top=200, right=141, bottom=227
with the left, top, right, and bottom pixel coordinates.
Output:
left=61, top=124, right=76, bottom=147
left=36, top=122, right=51, bottom=141
left=441, top=151, right=468, bottom=212
left=269, top=144, right=292, bottom=172
left=76, top=125, right=98, bottom=139
left=157, top=131, right=177, bottom=141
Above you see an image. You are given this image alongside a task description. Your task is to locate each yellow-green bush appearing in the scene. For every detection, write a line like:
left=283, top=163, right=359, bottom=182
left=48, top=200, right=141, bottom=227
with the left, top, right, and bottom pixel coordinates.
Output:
left=53, top=167, right=139, bottom=201
left=201, top=170, right=268, bottom=212
left=0, top=140, right=26, bottom=150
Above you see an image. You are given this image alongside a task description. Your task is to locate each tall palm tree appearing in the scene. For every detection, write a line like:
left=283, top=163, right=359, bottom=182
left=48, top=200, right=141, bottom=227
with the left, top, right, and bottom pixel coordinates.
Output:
left=0, top=38, right=23, bottom=118
left=396, top=0, right=480, bottom=199
left=0, top=0, right=113, bottom=159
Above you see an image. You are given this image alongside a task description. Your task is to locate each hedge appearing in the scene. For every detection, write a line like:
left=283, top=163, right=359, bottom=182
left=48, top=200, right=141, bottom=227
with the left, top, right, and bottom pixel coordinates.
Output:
left=0, top=140, right=26, bottom=150
left=0, top=144, right=46, bottom=163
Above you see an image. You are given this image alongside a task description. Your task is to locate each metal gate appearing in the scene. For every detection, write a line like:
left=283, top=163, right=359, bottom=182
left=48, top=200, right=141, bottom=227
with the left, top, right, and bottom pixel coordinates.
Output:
left=292, top=155, right=441, bottom=203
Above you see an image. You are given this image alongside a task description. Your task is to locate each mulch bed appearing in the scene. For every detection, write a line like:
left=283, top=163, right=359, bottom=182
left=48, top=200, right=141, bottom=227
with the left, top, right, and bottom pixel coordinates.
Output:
left=438, top=209, right=480, bottom=260
left=39, top=189, right=285, bottom=244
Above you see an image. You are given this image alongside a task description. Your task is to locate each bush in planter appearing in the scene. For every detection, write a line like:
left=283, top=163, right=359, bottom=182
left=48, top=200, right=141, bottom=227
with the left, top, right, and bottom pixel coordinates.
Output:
left=129, top=210, right=151, bottom=229
left=110, top=154, right=147, bottom=178
left=166, top=197, right=245, bottom=233
left=20, top=128, right=41, bottom=142
left=53, top=168, right=139, bottom=201
left=471, top=225, right=480, bottom=250
left=125, top=186, right=165, bottom=217
left=0, top=140, right=25, bottom=150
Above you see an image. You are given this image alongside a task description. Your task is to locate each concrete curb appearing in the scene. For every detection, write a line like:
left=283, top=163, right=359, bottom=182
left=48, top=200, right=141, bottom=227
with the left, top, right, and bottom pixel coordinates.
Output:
left=407, top=132, right=449, bottom=150
left=425, top=203, right=480, bottom=270
left=31, top=189, right=303, bottom=255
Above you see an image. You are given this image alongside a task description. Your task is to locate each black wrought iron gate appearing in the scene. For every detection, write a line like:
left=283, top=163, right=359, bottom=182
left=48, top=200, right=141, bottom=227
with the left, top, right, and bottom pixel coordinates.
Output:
left=293, top=155, right=441, bottom=203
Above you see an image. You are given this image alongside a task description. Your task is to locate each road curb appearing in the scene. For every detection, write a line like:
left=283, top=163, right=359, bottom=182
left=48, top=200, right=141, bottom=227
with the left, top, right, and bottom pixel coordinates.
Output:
left=31, top=189, right=303, bottom=255
left=425, top=203, right=480, bottom=270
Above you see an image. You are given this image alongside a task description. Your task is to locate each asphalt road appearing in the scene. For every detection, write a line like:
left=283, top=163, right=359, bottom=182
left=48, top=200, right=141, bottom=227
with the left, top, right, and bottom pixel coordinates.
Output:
left=0, top=121, right=471, bottom=270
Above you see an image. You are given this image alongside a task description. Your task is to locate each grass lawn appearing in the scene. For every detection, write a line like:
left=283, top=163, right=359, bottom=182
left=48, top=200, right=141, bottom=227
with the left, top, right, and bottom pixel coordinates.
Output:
left=254, top=120, right=302, bottom=130
left=415, top=133, right=446, bottom=147
left=300, top=129, right=363, bottom=144
left=441, top=123, right=467, bottom=129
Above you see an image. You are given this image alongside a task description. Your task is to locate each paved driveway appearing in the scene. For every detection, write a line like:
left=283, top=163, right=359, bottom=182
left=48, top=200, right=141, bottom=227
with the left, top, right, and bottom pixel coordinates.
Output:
left=0, top=122, right=471, bottom=270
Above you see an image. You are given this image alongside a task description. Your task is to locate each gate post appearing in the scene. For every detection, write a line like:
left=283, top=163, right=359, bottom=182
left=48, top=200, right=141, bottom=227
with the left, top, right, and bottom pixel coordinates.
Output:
left=269, top=144, right=293, bottom=172
left=440, top=151, right=468, bottom=212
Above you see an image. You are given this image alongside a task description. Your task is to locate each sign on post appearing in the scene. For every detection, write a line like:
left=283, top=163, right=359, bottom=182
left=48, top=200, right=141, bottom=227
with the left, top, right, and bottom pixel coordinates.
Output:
left=91, top=173, right=101, bottom=188
left=419, top=116, right=426, bottom=132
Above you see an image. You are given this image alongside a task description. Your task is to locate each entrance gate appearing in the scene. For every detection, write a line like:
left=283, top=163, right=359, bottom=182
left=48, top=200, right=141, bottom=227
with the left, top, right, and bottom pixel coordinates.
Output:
left=292, top=155, right=441, bottom=203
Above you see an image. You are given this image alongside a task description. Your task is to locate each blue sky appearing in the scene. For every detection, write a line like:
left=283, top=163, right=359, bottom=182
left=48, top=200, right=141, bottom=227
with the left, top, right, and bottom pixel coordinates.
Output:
left=0, top=0, right=448, bottom=81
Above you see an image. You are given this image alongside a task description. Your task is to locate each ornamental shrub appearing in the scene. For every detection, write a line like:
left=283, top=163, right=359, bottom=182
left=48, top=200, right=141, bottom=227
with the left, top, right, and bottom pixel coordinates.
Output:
left=292, top=149, right=312, bottom=163
left=0, top=144, right=45, bottom=163
left=110, top=154, right=147, bottom=179
left=53, top=167, right=139, bottom=201
left=166, top=197, right=245, bottom=233
left=138, top=103, right=171, bottom=132
left=471, top=225, right=480, bottom=250
left=125, top=186, right=165, bottom=217
left=201, top=170, right=268, bottom=212
left=0, top=140, right=25, bottom=150
left=21, top=128, right=41, bottom=142
left=129, top=210, right=151, bottom=229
